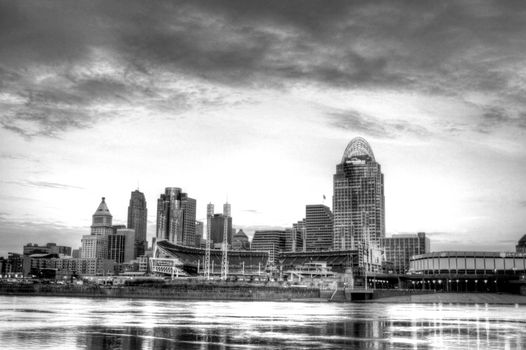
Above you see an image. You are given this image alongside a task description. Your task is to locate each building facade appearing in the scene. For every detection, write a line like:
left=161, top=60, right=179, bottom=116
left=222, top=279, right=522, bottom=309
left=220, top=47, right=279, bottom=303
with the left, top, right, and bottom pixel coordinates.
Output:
left=195, top=221, right=204, bottom=247
left=251, top=230, right=287, bottom=264
left=90, top=197, right=114, bottom=236
left=305, top=204, right=333, bottom=251
left=127, top=190, right=148, bottom=257
left=288, top=220, right=305, bottom=252
left=333, top=137, right=385, bottom=250
left=380, top=232, right=430, bottom=274
left=81, top=235, right=108, bottom=259
left=82, top=197, right=114, bottom=259
left=23, top=243, right=72, bottom=257
left=156, top=187, right=196, bottom=247
left=210, top=214, right=233, bottom=247
left=409, top=251, right=526, bottom=276
left=232, top=229, right=250, bottom=250
left=107, top=228, right=136, bottom=263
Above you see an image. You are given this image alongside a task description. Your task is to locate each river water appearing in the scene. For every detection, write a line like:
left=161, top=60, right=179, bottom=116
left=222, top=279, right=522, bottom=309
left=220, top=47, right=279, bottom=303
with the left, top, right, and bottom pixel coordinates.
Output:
left=0, top=296, right=525, bottom=349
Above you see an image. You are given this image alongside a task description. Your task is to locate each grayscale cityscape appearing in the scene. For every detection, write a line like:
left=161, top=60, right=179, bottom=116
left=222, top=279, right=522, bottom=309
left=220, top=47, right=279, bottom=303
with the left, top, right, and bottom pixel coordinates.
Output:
left=1, top=1, right=526, bottom=349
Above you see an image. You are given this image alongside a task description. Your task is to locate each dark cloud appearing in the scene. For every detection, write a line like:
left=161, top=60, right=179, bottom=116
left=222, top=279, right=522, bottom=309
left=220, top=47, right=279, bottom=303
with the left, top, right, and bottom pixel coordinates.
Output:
left=1, top=0, right=526, bottom=137
left=330, top=109, right=430, bottom=138
left=241, top=209, right=260, bottom=214
left=0, top=217, right=85, bottom=257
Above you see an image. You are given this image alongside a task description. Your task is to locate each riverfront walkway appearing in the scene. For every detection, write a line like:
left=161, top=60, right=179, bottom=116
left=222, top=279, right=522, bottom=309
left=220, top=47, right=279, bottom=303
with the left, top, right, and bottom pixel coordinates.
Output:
left=371, top=292, right=526, bottom=304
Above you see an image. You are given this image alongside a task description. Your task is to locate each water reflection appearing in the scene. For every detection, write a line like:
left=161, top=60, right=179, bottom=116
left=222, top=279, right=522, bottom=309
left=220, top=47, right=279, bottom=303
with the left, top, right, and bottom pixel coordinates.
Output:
left=0, top=296, right=525, bottom=349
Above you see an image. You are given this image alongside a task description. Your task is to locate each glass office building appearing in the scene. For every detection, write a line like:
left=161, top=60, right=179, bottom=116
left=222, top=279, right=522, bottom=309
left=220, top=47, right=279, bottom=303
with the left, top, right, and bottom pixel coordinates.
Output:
left=333, top=137, right=385, bottom=250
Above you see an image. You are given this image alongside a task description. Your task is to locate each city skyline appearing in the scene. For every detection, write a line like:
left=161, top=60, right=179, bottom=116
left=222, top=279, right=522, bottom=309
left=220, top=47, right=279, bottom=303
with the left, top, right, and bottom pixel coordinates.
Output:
left=1, top=1, right=526, bottom=257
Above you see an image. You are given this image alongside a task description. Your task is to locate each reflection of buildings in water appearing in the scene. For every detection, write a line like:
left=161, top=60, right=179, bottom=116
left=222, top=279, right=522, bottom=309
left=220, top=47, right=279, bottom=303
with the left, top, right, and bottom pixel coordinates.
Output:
left=325, top=317, right=390, bottom=348
left=151, top=326, right=231, bottom=350
left=79, top=327, right=144, bottom=350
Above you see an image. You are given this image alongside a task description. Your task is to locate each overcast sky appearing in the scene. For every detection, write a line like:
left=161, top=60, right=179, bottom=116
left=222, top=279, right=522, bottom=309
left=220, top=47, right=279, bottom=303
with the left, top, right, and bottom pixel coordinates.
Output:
left=1, top=0, right=526, bottom=257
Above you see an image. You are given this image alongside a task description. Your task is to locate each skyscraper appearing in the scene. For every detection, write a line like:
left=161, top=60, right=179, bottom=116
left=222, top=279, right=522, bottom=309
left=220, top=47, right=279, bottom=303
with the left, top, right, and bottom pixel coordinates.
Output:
left=210, top=214, right=232, bottom=246
left=333, top=137, right=385, bottom=250
left=90, top=197, right=113, bottom=236
left=82, top=197, right=113, bottom=259
left=127, top=190, right=147, bottom=257
left=305, top=204, right=333, bottom=251
left=156, top=187, right=196, bottom=246
left=207, top=202, right=233, bottom=247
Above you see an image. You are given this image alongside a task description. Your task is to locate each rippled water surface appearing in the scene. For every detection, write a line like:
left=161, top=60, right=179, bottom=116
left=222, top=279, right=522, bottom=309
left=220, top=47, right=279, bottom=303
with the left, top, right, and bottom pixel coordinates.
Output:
left=1, top=296, right=525, bottom=349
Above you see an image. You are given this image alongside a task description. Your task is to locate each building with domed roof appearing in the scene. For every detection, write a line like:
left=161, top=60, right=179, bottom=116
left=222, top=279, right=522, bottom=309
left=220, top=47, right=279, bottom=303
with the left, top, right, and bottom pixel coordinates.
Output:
left=333, top=137, right=385, bottom=252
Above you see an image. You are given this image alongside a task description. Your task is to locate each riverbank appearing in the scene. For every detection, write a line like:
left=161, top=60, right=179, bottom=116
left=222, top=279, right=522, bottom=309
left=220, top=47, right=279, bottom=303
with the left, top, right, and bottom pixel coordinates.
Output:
left=0, top=282, right=324, bottom=302
left=368, top=292, right=526, bottom=304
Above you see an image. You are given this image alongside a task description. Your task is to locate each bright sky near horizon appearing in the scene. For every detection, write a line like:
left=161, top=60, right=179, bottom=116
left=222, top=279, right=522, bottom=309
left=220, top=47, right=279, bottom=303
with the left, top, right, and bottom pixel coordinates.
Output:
left=1, top=0, right=526, bottom=256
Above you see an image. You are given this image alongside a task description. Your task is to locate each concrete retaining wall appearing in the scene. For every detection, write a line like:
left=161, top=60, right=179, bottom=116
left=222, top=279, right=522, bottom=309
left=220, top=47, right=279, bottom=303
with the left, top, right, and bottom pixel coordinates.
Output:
left=0, top=283, right=321, bottom=301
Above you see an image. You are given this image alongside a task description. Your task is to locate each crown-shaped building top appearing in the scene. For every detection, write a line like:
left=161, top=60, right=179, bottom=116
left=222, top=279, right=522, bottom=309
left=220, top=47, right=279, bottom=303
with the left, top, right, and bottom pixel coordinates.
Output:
left=341, top=137, right=376, bottom=163
left=92, top=197, right=112, bottom=228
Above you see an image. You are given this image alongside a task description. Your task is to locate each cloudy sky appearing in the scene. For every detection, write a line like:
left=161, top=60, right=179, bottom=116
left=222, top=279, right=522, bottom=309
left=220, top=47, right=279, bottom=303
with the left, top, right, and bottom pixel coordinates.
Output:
left=1, top=0, right=526, bottom=256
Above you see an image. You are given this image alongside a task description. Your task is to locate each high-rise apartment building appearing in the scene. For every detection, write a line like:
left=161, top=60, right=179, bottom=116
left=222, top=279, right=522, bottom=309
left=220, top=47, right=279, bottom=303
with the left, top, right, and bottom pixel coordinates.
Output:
left=127, top=190, right=147, bottom=257
left=156, top=187, right=196, bottom=246
left=380, top=232, right=430, bottom=274
left=305, top=204, right=333, bottom=251
left=333, top=137, right=385, bottom=250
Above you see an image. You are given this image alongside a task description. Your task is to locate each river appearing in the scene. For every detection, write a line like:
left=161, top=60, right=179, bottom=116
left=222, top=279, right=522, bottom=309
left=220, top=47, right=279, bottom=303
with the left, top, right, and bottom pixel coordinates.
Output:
left=0, top=296, right=525, bottom=349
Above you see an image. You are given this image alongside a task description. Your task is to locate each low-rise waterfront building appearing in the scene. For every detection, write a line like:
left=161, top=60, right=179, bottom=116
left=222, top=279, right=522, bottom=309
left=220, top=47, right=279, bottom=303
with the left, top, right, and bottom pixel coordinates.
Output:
left=409, top=251, right=526, bottom=275
left=23, top=243, right=72, bottom=257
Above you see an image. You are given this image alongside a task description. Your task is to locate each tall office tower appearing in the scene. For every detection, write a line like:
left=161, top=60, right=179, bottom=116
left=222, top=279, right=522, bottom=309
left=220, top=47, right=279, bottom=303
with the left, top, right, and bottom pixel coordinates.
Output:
left=223, top=202, right=231, bottom=217
left=380, top=232, right=430, bottom=274
left=333, top=137, right=385, bottom=250
left=91, top=197, right=113, bottom=236
left=210, top=214, right=233, bottom=246
left=305, top=204, right=333, bottom=251
left=156, top=187, right=197, bottom=246
left=127, top=190, right=147, bottom=257
left=82, top=197, right=113, bottom=259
